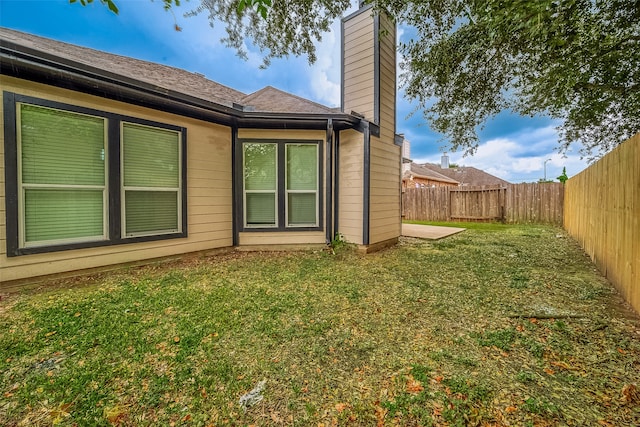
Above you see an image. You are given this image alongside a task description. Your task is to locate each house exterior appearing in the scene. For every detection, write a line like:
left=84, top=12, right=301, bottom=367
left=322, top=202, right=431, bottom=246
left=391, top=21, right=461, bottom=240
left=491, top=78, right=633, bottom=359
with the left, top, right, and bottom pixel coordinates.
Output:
left=400, top=140, right=458, bottom=188
left=402, top=163, right=460, bottom=189
left=0, top=4, right=402, bottom=284
left=420, top=163, right=510, bottom=187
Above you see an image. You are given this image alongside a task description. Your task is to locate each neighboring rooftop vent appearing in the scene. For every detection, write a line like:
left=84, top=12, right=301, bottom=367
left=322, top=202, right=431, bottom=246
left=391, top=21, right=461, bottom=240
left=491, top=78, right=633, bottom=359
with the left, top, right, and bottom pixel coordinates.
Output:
left=441, top=153, right=450, bottom=169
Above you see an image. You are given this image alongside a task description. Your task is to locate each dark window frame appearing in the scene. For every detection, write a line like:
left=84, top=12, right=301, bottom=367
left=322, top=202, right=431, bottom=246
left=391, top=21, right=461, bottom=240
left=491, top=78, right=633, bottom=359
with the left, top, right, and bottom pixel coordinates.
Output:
left=3, top=92, right=188, bottom=257
left=236, top=138, right=324, bottom=232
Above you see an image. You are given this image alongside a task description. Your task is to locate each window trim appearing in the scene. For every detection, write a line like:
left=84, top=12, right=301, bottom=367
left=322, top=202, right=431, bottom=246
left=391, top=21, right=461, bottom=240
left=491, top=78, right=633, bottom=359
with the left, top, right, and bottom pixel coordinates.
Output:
left=238, top=138, right=323, bottom=232
left=3, top=92, right=188, bottom=257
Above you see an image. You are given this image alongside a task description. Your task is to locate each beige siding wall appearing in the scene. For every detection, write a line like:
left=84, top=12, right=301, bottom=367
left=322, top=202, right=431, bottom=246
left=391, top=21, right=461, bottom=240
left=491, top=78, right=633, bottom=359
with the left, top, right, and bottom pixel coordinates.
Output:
left=338, top=130, right=364, bottom=245
left=343, top=9, right=375, bottom=122
left=237, top=129, right=327, bottom=246
left=1, top=77, right=233, bottom=283
left=369, top=12, right=400, bottom=244
left=378, top=13, right=396, bottom=142
left=369, top=135, right=401, bottom=244
left=238, top=231, right=326, bottom=246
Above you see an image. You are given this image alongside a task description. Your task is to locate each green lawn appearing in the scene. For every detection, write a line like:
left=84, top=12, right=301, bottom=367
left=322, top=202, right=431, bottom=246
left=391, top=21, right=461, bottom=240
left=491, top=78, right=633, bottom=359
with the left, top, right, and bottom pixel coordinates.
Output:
left=2, top=225, right=639, bottom=426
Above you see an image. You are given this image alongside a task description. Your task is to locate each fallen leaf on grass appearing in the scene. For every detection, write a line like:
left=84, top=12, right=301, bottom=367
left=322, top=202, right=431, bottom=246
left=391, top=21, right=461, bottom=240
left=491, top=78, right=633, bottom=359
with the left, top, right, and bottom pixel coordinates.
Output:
left=50, top=402, right=72, bottom=425
left=104, top=405, right=127, bottom=424
left=374, top=404, right=387, bottom=427
left=335, top=403, right=348, bottom=412
left=406, top=376, right=424, bottom=394
left=621, top=383, right=640, bottom=404
left=505, top=406, right=517, bottom=413
left=550, top=361, right=572, bottom=370
left=432, top=403, right=443, bottom=417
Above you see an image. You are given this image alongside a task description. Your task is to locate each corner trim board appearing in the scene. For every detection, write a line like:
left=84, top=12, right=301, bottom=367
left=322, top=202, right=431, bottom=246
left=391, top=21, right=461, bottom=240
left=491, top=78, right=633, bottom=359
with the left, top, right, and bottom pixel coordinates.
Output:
left=363, top=121, right=371, bottom=245
left=3, top=91, right=19, bottom=256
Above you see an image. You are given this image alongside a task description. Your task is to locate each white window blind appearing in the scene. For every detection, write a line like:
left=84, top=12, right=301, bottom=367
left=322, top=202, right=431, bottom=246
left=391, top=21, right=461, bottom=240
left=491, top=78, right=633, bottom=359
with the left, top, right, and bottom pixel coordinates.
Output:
left=243, top=143, right=277, bottom=227
left=19, top=104, right=107, bottom=247
left=286, top=144, right=318, bottom=226
left=122, top=122, right=181, bottom=237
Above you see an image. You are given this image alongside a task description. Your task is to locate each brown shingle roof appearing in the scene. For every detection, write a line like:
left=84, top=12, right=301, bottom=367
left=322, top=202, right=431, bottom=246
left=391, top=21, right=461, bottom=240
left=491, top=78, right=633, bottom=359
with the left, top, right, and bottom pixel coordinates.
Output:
left=0, top=27, right=335, bottom=114
left=241, top=86, right=334, bottom=114
left=404, top=163, right=459, bottom=184
left=421, top=163, right=510, bottom=186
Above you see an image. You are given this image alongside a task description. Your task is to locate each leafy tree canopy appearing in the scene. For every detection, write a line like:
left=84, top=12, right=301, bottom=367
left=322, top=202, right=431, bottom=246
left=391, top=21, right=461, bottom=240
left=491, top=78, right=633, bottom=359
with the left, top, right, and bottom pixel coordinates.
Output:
left=557, top=167, right=569, bottom=184
left=74, top=0, right=640, bottom=160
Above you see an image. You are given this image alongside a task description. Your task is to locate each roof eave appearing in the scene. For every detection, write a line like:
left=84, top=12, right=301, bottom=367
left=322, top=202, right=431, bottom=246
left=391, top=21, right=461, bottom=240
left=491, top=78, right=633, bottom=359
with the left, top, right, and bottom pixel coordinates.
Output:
left=0, top=41, right=363, bottom=131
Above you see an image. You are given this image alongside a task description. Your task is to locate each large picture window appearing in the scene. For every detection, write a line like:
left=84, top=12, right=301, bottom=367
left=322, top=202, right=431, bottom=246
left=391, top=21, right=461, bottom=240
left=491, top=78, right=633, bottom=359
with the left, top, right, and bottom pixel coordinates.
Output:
left=4, top=94, right=187, bottom=256
left=241, top=140, right=321, bottom=230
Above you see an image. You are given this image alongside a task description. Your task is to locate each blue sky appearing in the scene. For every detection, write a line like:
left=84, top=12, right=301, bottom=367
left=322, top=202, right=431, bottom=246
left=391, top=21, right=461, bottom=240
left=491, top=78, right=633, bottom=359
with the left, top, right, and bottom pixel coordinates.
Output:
left=1, top=0, right=588, bottom=182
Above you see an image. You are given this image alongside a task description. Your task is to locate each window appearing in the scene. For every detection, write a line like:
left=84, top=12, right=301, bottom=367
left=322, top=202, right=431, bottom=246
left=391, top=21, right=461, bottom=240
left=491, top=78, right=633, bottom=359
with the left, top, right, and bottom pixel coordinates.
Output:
left=122, top=123, right=181, bottom=237
left=4, top=94, right=187, bottom=256
left=286, top=144, right=318, bottom=226
left=18, top=104, right=108, bottom=248
left=241, top=140, right=322, bottom=230
left=243, top=143, right=277, bottom=227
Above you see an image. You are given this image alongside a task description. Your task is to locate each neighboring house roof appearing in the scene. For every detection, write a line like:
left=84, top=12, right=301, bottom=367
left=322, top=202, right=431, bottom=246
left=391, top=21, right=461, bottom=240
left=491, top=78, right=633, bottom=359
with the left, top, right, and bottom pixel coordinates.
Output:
left=421, top=163, right=510, bottom=186
left=403, top=163, right=459, bottom=185
left=0, top=27, right=340, bottom=117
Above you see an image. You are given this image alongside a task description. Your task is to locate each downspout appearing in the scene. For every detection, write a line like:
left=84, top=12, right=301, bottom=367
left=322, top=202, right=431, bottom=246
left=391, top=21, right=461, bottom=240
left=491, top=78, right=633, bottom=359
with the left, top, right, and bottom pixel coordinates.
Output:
left=231, top=125, right=240, bottom=247
left=334, top=131, right=340, bottom=238
left=363, top=121, right=370, bottom=245
left=325, top=119, right=334, bottom=244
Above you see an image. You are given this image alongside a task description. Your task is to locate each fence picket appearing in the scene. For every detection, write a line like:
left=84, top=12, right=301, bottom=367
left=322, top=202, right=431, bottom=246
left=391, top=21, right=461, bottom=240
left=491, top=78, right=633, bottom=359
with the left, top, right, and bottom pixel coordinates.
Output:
left=402, top=183, right=564, bottom=225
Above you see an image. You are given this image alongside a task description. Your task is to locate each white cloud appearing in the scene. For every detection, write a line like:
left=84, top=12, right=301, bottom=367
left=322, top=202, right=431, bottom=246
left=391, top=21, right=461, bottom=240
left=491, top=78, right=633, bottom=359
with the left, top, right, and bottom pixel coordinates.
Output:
left=307, top=22, right=341, bottom=107
left=413, top=126, right=589, bottom=183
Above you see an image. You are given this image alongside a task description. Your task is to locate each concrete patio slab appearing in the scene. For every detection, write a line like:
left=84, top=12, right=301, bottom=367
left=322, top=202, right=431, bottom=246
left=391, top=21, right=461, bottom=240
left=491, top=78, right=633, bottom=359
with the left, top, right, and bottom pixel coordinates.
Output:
left=402, top=224, right=466, bottom=240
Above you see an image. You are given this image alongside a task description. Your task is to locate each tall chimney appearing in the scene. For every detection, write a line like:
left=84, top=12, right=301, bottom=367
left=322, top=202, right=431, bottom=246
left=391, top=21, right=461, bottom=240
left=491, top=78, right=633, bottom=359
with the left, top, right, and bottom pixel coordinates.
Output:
left=341, top=3, right=396, bottom=130
left=402, top=138, right=411, bottom=174
left=402, top=137, right=410, bottom=160
left=441, top=152, right=450, bottom=169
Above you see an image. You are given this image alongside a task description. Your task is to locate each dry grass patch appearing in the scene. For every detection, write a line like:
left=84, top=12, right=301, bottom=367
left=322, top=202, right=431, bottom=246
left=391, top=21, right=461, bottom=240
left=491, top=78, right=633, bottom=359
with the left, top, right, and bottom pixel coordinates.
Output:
left=1, top=225, right=639, bottom=426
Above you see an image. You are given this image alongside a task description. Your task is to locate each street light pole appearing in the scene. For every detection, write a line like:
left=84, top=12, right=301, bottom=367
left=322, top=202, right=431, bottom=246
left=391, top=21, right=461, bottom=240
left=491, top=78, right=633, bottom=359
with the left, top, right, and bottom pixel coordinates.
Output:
left=544, top=158, right=551, bottom=181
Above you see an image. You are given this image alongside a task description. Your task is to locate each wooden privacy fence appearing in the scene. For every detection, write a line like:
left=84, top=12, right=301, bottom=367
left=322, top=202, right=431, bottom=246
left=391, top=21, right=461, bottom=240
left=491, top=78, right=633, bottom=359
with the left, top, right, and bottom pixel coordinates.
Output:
left=402, top=183, right=564, bottom=224
left=564, top=132, right=639, bottom=315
